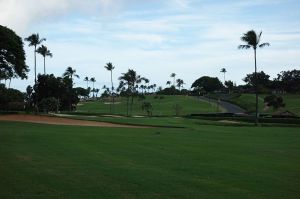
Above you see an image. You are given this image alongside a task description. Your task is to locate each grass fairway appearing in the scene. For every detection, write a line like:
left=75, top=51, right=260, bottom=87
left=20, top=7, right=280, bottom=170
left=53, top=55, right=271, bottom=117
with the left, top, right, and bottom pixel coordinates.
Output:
left=211, top=93, right=300, bottom=115
left=77, top=95, right=219, bottom=116
left=1, top=121, right=300, bottom=199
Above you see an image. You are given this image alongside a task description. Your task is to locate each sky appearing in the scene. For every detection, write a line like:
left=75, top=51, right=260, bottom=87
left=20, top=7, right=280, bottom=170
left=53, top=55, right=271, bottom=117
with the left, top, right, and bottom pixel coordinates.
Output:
left=1, top=0, right=300, bottom=92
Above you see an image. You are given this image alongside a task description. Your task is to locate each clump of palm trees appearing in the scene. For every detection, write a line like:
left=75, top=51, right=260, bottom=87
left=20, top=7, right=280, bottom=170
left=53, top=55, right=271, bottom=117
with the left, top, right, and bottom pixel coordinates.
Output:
left=25, top=33, right=52, bottom=83
left=238, top=30, right=270, bottom=125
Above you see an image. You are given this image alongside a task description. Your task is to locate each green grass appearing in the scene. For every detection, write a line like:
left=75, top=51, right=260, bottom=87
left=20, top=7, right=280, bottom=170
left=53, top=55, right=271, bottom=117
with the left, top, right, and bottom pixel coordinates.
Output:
left=275, top=94, right=300, bottom=115
left=1, top=121, right=300, bottom=199
left=77, top=95, right=220, bottom=116
left=230, top=94, right=265, bottom=113
left=210, top=93, right=300, bottom=115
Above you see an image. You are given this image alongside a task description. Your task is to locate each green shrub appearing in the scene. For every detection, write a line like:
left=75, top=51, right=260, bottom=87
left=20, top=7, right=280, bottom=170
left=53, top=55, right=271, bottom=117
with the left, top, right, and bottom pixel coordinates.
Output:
left=38, top=97, right=59, bottom=113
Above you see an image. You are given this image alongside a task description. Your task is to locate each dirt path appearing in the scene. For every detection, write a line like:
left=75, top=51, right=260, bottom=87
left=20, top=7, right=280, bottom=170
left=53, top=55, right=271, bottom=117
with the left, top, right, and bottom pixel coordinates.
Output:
left=0, top=114, right=149, bottom=128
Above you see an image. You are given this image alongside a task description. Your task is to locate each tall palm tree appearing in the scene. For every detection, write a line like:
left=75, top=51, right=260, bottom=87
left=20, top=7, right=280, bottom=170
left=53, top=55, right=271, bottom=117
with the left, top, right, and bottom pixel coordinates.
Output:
left=24, top=33, right=46, bottom=84
left=63, top=66, right=80, bottom=82
left=238, top=30, right=270, bottom=125
left=84, top=76, right=89, bottom=89
left=220, top=68, right=227, bottom=83
left=170, top=73, right=176, bottom=87
left=104, top=62, right=115, bottom=112
left=90, top=77, right=96, bottom=98
left=36, top=45, right=53, bottom=75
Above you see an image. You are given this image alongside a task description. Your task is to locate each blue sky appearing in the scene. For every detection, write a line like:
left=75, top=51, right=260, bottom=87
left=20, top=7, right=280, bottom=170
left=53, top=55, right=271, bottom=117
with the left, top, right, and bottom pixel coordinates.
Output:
left=1, top=0, right=300, bottom=91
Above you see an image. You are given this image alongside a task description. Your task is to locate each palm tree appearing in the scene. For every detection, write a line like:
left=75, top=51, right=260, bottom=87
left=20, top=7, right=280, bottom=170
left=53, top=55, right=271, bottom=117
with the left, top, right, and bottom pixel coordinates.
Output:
left=220, top=68, right=227, bottom=83
left=104, top=62, right=115, bottom=113
left=119, top=69, right=140, bottom=116
left=90, top=77, right=96, bottom=99
left=170, top=73, right=176, bottom=87
left=166, top=81, right=171, bottom=87
left=63, top=66, right=80, bottom=82
left=84, top=76, right=89, bottom=89
left=176, top=79, right=184, bottom=91
left=238, top=30, right=270, bottom=125
left=24, top=33, right=46, bottom=84
left=36, top=45, right=52, bottom=75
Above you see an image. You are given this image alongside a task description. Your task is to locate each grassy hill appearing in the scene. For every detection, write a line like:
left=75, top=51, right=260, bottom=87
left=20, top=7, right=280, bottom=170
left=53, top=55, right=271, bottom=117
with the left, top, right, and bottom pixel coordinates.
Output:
left=209, top=93, right=300, bottom=115
left=1, top=121, right=299, bottom=199
left=77, top=95, right=221, bottom=116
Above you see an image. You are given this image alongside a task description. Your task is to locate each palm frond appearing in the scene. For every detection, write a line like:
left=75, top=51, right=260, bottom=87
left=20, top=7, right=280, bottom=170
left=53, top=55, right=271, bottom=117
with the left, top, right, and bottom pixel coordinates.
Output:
left=238, top=45, right=251, bottom=49
left=259, top=43, right=270, bottom=48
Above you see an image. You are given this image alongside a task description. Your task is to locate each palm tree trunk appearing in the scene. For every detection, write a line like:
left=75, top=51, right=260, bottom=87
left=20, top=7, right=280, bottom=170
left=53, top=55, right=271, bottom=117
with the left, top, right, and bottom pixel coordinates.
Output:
left=111, top=70, right=114, bottom=113
left=43, top=56, right=46, bottom=75
left=254, top=48, right=258, bottom=126
left=93, top=82, right=95, bottom=99
left=34, top=45, right=39, bottom=114
left=34, top=45, right=37, bottom=84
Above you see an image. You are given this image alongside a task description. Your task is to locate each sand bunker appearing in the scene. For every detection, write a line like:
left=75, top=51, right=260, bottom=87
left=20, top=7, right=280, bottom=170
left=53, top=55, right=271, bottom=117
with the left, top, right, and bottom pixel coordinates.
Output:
left=0, top=114, right=149, bottom=128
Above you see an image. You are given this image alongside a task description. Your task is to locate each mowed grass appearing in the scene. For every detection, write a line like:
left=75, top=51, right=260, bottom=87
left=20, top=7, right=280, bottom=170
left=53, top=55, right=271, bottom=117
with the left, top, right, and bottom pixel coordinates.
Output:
left=77, top=95, right=219, bottom=116
left=222, top=94, right=300, bottom=115
left=1, top=121, right=300, bottom=199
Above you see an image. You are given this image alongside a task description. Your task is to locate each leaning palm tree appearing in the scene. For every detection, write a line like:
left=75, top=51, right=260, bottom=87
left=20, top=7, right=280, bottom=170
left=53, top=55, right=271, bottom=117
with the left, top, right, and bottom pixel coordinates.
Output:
left=238, top=30, right=270, bottom=125
left=63, top=66, right=80, bottom=82
left=104, top=62, right=115, bottom=113
left=220, top=68, right=227, bottom=83
left=36, top=45, right=53, bottom=75
left=24, top=33, right=46, bottom=84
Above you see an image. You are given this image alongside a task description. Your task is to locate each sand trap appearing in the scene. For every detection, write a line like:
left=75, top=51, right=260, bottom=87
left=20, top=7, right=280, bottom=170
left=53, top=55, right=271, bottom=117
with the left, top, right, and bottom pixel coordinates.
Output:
left=103, top=102, right=121, bottom=105
left=219, top=120, right=241, bottom=124
left=0, top=114, right=149, bottom=128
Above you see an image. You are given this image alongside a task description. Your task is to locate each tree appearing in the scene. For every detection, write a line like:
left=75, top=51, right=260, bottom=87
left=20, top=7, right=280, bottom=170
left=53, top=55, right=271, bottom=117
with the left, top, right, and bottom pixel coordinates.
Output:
left=90, top=77, right=96, bottom=98
left=238, top=30, right=270, bottom=125
left=63, top=66, right=80, bottom=82
left=191, top=76, right=223, bottom=93
left=36, top=45, right=52, bottom=75
left=166, top=81, right=171, bottom=87
left=0, top=25, right=28, bottom=83
left=33, top=74, right=80, bottom=111
left=275, top=70, right=300, bottom=93
left=119, top=69, right=141, bottom=115
left=24, top=33, right=46, bottom=84
left=176, top=79, right=184, bottom=91
left=170, top=73, right=176, bottom=87
left=142, top=102, right=152, bottom=116
left=220, top=68, right=227, bottom=83
left=84, top=76, right=89, bottom=89
left=104, top=62, right=115, bottom=113
left=243, top=71, right=271, bottom=92
left=224, top=80, right=234, bottom=93
left=264, top=95, right=285, bottom=110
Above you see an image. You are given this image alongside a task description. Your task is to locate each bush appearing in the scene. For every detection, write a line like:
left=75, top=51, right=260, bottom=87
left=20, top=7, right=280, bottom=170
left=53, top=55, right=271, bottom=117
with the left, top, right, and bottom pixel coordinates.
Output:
left=0, top=84, right=24, bottom=111
left=38, top=97, right=59, bottom=113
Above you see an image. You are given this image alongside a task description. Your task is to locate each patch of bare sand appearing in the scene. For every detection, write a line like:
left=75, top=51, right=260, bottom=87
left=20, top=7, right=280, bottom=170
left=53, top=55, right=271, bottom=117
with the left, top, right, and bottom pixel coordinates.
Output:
left=219, top=120, right=241, bottom=124
left=0, top=114, right=149, bottom=128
